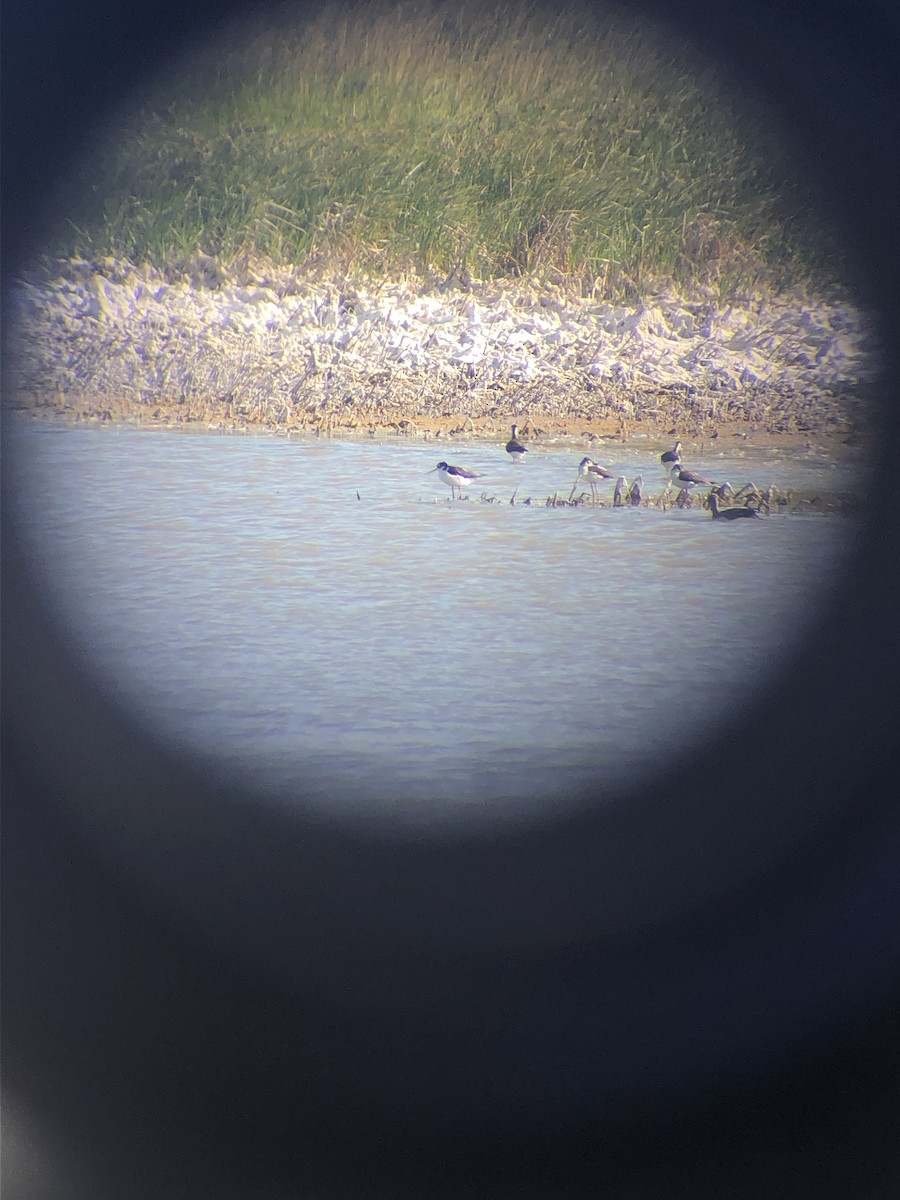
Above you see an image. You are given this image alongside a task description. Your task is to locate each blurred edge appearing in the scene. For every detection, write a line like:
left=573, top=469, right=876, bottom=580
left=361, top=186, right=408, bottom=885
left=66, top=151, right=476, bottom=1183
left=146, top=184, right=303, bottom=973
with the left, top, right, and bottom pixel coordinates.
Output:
left=4, top=1, right=900, bottom=1198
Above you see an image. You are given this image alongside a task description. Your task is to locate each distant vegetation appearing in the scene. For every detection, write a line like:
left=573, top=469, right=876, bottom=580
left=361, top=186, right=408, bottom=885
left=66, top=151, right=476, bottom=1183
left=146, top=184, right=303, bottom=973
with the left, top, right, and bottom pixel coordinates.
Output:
left=50, top=0, right=842, bottom=298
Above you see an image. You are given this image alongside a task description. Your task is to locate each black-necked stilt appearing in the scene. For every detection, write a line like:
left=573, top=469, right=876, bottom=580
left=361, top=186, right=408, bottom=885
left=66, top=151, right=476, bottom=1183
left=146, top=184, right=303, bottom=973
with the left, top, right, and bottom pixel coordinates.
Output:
left=669, top=463, right=710, bottom=493
left=506, top=424, right=527, bottom=461
left=669, top=463, right=712, bottom=508
left=430, top=460, right=482, bottom=498
left=708, top=492, right=762, bottom=520
left=577, top=457, right=614, bottom=502
left=629, top=474, right=644, bottom=506
left=660, top=440, right=683, bottom=474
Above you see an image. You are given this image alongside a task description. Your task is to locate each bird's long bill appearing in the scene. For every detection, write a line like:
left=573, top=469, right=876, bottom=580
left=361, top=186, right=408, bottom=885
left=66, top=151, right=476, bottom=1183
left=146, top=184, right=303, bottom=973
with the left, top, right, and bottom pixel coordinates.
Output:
left=426, top=467, right=439, bottom=474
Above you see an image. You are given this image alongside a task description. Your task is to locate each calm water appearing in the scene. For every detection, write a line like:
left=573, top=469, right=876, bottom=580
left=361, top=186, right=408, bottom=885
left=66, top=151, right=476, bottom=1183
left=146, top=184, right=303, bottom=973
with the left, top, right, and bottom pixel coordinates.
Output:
left=9, top=424, right=861, bottom=828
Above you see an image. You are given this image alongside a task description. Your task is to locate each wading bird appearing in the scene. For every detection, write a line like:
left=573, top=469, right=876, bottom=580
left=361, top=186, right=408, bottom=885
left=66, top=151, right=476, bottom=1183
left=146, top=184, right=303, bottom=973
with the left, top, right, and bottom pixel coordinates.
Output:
left=430, top=461, right=482, bottom=499
left=708, top=492, right=762, bottom=520
left=577, top=457, right=615, bottom=503
left=660, top=440, right=683, bottom=474
left=669, top=463, right=710, bottom=495
left=668, top=463, right=714, bottom=508
left=629, top=474, right=644, bottom=506
left=505, top=424, right=527, bottom=461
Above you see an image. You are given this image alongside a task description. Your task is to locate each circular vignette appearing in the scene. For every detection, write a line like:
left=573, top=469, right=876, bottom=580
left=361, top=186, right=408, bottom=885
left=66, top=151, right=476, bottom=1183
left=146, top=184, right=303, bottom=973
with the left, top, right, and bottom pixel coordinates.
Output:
left=4, top=0, right=900, bottom=1194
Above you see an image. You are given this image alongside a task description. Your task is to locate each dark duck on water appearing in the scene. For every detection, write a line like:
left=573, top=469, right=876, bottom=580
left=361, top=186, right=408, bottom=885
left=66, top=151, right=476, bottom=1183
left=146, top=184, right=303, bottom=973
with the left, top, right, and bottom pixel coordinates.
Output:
left=708, top=492, right=763, bottom=520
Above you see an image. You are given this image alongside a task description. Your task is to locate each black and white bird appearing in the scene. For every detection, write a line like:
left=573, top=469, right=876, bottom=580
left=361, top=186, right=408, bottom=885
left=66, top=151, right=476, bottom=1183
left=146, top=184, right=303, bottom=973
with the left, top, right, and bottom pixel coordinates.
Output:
left=505, top=424, right=527, bottom=461
left=577, top=456, right=614, bottom=502
left=430, top=461, right=482, bottom=499
left=708, top=492, right=762, bottom=520
left=660, top=440, right=683, bottom=474
left=669, top=463, right=710, bottom=494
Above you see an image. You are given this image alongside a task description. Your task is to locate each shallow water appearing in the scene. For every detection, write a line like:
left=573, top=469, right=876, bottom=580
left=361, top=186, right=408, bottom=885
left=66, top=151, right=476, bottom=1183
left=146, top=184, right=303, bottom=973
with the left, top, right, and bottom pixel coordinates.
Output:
left=9, top=424, right=861, bottom=829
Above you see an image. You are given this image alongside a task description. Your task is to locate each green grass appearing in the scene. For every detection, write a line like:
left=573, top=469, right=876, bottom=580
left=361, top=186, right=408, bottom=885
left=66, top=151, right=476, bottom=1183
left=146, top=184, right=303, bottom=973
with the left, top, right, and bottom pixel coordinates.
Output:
left=48, top=0, right=842, bottom=298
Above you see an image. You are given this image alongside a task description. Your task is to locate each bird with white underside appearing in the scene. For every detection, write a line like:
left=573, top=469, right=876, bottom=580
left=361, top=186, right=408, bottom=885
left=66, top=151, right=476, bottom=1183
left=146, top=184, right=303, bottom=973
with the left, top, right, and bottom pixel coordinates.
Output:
left=430, top=461, right=482, bottom=499
left=505, top=424, right=527, bottom=461
left=660, top=440, right=683, bottom=476
left=669, top=463, right=711, bottom=494
left=576, top=456, right=615, bottom=502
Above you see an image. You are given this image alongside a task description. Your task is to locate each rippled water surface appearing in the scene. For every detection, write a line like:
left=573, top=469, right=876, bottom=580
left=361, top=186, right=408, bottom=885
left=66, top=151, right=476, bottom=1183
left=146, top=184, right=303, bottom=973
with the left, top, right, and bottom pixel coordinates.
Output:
left=10, top=425, right=861, bottom=827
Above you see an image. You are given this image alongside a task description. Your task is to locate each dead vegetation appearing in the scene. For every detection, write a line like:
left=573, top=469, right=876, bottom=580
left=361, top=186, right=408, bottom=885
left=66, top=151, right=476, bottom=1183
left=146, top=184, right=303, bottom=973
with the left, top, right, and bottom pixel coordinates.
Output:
left=429, top=480, right=858, bottom=515
left=8, top=367, right=866, bottom=448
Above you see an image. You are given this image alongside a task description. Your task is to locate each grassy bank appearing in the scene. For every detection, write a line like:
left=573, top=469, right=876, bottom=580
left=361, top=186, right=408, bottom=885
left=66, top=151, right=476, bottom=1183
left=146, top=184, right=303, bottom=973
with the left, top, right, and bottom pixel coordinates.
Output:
left=49, top=0, right=840, bottom=299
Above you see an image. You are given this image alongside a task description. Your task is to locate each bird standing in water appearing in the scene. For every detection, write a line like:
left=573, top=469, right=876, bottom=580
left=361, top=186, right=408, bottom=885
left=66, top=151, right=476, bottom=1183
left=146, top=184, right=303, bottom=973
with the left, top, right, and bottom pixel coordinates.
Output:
left=577, top=457, right=614, bottom=503
left=629, top=475, right=644, bottom=506
left=669, top=463, right=710, bottom=494
left=668, top=463, right=713, bottom=508
left=505, top=424, right=527, bottom=461
left=430, top=461, right=482, bottom=499
left=660, top=440, right=683, bottom=476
